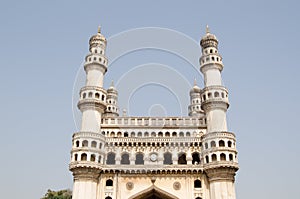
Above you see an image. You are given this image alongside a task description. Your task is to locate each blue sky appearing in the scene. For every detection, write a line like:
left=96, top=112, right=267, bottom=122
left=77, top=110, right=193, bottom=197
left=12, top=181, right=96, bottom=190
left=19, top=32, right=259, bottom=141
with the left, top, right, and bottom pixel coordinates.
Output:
left=0, top=1, right=299, bottom=198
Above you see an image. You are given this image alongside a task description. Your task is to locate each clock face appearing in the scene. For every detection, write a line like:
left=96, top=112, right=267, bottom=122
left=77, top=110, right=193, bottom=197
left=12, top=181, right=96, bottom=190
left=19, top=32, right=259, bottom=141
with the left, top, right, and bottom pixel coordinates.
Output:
left=150, top=153, right=157, bottom=162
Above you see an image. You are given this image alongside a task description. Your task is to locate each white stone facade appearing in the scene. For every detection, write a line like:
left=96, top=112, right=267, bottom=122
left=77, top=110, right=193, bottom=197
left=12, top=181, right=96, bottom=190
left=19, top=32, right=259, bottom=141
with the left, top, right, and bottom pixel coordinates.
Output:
left=69, top=26, right=239, bottom=199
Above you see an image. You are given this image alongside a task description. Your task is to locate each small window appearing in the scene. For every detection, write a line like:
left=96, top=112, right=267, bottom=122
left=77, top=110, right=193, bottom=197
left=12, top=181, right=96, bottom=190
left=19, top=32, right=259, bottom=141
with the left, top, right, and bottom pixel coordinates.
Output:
left=211, top=154, right=217, bottom=162
left=75, top=140, right=80, bottom=147
left=124, top=132, right=128, bottom=137
left=82, top=93, right=86, bottom=99
left=208, top=92, right=212, bottom=98
left=228, top=141, right=232, bottom=147
left=178, top=153, right=187, bottom=164
left=194, top=180, right=202, bottom=188
left=88, top=92, right=93, bottom=98
left=165, top=132, right=170, bottom=137
left=219, top=140, right=225, bottom=147
left=151, top=132, right=156, bottom=137
left=179, top=132, right=184, bottom=137
left=81, top=153, right=87, bottom=161
left=106, top=179, right=113, bottom=186
left=158, top=132, right=163, bottom=137
left=163, top=152, right=172, bottom=165
left=229, top=154, right=233, bottom=161
left=95, top=50, right=97, bottom=53
left=82, top=140, right=88, bottom=147
left=214, top=92, right=219, bottom=97
left=91, top=141, right=97, bottom=148
left=144, top=132, right=149, bottom=137
left=172, top=132, right=177, bottom=137
left=135, top=153, right=144, bottom=165
left=205, top=155, right=209, bottom=163
left=205, top=143, right=208, bottom=149
left=220, top=153, right=226, bottom=161
left=210, top=49, right=213, bottom=53
left=211, top=141, right=216, bottom=148
left=121, top=153, right=130, bottom=165
left=106, top=153, right=116, bottom=165
left=90, top=154, right=96, bottom=162
left=74, top=154, right=78, bottom=161
left=95, top=93, right=100, bottom=99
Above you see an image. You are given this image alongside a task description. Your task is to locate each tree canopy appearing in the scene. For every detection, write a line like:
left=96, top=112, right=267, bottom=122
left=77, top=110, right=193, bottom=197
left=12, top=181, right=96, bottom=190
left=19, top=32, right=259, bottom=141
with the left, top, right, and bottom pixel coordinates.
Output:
left=41, top=189, right=72, bottom=199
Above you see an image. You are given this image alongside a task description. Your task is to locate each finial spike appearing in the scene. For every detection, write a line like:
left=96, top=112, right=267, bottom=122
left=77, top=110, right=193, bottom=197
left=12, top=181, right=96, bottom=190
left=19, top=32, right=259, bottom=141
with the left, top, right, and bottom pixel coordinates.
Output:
left=206, top=25, right=210, bottom=34
left=194, top=78, right=197, bottom=86
left=97, top=26, right=101, bottom=33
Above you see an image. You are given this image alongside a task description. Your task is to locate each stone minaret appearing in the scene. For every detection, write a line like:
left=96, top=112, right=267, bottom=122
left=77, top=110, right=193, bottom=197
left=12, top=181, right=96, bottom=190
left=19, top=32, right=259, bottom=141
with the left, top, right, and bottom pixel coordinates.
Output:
left=200, top=26, right=239, bottom=199
left=70, top=27, right=108, bottom=199
left=188, top=79, right=204, bottom=117
left=103, top=81, right=119, bottom=117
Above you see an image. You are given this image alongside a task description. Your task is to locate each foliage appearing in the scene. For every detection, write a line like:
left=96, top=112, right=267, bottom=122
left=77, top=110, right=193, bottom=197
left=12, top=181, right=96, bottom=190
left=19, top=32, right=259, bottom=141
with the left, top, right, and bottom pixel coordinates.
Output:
left=41, top=189, right=72, bottom=199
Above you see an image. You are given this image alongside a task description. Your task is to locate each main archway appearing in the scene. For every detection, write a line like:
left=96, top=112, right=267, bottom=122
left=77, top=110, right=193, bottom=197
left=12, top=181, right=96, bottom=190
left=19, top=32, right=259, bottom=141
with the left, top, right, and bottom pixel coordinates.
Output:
left=129, top=185, right=179, bottom=199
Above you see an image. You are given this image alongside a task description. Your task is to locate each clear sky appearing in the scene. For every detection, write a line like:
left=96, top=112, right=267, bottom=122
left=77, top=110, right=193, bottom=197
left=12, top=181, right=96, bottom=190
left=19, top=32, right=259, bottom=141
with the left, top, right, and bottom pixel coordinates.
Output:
left=0, top=0, right=299, bottom=198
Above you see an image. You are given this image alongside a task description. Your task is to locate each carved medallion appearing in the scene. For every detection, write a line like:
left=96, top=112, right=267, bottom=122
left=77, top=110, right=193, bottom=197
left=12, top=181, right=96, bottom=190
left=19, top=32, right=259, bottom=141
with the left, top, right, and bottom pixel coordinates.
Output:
left=173, top=181, right=181, bottom=190
left=126, top=182, right=134, bottom=190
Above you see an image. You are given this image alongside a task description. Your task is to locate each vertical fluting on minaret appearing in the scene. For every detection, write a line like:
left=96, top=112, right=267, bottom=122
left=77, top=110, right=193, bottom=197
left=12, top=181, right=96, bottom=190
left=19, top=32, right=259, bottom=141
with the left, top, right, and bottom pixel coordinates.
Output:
left=200, top=26, right=239, bottom=199
left=70, top=27, right=108, bottom=199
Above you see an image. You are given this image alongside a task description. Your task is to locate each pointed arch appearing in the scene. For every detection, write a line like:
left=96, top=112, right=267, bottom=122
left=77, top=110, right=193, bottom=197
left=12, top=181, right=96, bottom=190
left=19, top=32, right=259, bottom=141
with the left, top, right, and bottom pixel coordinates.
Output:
left=128, top=185, right=179, bottom=199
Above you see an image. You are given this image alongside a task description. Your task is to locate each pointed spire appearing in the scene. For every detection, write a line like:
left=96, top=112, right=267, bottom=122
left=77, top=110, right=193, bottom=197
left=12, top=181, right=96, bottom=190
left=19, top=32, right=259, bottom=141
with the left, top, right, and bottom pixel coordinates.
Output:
left=206, top=25, right=210, bottom=34
left=194, top=78, right=197, bottom=86
left=97, top=26, right=101, bottom=34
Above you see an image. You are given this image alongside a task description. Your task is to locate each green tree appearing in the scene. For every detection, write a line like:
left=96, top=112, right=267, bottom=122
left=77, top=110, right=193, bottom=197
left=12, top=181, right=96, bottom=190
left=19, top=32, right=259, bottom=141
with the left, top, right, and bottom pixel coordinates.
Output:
left=41, top=189, right=72, bottom=199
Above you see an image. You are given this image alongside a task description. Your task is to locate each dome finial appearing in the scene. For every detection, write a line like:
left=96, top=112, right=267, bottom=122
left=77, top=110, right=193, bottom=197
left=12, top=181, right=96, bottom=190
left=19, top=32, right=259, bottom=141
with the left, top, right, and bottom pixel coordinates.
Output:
left=206, top=25, right=210, bottom=34
left=194, top=78, right=197, bottom=86
left=97, top=26, right=101, bottom=34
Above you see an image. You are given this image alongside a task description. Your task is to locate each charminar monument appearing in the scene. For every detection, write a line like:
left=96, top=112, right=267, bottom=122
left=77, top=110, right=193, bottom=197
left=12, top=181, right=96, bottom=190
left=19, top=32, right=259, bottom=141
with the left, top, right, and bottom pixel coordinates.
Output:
left=69, top=26, right=239, bottom=199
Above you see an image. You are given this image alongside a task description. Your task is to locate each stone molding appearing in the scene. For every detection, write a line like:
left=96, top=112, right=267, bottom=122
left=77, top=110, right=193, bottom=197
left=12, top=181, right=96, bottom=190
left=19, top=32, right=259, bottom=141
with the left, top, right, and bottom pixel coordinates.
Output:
left=204, top=167, right=238, bottom=182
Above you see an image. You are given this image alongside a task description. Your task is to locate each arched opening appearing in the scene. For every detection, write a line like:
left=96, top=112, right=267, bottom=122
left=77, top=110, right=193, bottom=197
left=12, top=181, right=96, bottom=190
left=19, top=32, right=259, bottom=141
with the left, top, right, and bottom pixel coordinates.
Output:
left=75, top=140, right=79, bottom=147
left=105, top=197, right=112, bottom=199
left=186, top=132, right=191, bottom=137
left=194, top=179, right=202, bottom=188
left=220, top=153, right=226, bottom=161
left=211, top=154, right=217, bottom=162
left=91, top=141, right=97, bottom=148
left=178, top=153, right=187, bottom=164
left=151, top=132, right=156, bottom=137
left=165, top=132, right=170, bottom=137
left=229, top=154, right=234, bottom=161
left=205, top=155, right=209, bottom=163
left=117, top=132, right=122, bottom=137
left=195, top=197, right=202, bottom=199
left=106, top=179, right=113, bottom=186
left=95, top=93, right=100, bottom=99
left=144, top=132, right=149, bottom=137
left=74, top=154, right=78, bottom=161
left=137, top=132, right=142, bottom=137
left=81, top=153, right=87, bottom=161
left=90, top=154, right=96, bottom=162
left=192, top=152, right=200, bottom=164
left=131, top=132, right=135, bottom=137
left=210, top=141, right=216, bottom=148
left=98, top=155, right=101, bottom=163
left=158, top=132, right=163, bottom=137
left=214, top=92, right=219, bottom=97
left=228, top=141, right=232, bottom=147
left=172, top=132, right=177, bottom=137
left=106, top=152, right=116, bottom=165
left=163, top=152, right=172, bottom=165
left=219, top=140, right=225, bottom=147
left=179, top=132, right=184, bottom=137
left=110, top=132, right=115, bottom=137
left=82, top=140, right=88, bottom=147
left=124, top=132, right=128, bottom=137
left=88, top=92, right=93, bottom=98
left=121, top=153, right=130, bottom=165
left=205, top=143, right=208, bottom=149
left=135, top=153, right=144, bottom=165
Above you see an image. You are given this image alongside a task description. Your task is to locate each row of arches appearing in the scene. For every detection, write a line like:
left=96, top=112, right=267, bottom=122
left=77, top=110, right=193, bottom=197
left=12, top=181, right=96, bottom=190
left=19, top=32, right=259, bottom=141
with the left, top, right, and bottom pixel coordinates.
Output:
left=81, top=91, right=106, bottom=101
left=74, top=140, right=103, bottom=149
left=106, top=152, right=201, bottom=165
left=205, top=153, right=235, bottom=163
left=204, top=140, right=234, bottom=149
left=86, top=55, right=106, bottom=64
left=103, top=131, right=194, bottom=138
left=74, top=153, right=102, bottom=163
left=107, top=141, right=202, bottom=148
left=202, top=90, right=227, bottom=101
left=201, top=55, right=222, bottom=65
